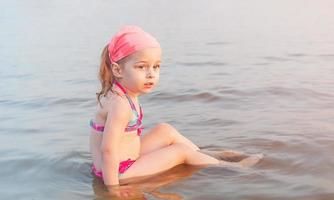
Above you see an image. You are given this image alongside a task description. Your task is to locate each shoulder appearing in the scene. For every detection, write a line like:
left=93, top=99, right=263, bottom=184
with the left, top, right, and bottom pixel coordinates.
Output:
left=103, top=91, right=131, bottom=118
left=102, top=92, right=132, bottom=133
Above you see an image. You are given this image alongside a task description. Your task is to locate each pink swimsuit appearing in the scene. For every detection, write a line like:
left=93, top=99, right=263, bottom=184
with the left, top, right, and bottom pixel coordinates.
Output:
left=90, top=80, right=144, bottom=179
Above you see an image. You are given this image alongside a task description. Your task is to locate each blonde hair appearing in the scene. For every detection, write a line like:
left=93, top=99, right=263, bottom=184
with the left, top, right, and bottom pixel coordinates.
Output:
left=96, top=45, right=129, bottom=107
left=96, top=45, right=114, bottom=107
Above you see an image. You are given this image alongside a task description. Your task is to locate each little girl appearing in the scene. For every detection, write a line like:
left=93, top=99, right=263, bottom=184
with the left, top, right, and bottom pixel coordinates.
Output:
left=89, top=25, right=263, bottom=189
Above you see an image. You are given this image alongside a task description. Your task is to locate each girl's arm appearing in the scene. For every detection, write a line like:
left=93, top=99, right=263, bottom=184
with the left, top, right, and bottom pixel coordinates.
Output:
left=100, top=96, right=131, bottom=186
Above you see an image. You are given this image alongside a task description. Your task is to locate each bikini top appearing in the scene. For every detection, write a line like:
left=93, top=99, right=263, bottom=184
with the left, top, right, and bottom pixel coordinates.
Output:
left=90, top=80, right=144, bottom=136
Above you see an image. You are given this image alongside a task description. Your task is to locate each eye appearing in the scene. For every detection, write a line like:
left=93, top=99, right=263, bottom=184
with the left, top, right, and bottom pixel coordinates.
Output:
left=136, top=65, right=145, bottom=69
left=153, top=65, right=160, bottom=69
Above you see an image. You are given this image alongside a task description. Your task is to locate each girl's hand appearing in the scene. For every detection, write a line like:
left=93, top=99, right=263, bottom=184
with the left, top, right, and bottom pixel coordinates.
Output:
left=106, top=184, right=138, bottom=198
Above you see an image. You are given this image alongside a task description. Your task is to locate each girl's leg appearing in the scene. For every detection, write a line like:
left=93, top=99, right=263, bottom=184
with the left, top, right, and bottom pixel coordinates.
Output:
left=140, top=123, right=200, bottom=156
left=120, top=144, right=263, bottom=184
left=121, top=143, right=219, bottom=181
left=138, top=123, right=263, bottom=169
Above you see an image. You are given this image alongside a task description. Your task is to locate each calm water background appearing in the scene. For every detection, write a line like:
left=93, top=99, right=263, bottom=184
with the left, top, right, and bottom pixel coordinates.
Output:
left=1, top=0, right=334, bottom=199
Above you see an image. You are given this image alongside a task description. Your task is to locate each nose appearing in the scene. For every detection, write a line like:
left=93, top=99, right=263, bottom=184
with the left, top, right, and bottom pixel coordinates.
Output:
left=146, top=68, right=155, bottom=78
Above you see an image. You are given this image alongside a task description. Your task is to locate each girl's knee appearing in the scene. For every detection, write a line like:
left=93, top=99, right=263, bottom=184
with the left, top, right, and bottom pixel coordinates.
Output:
left=155, top=123, right=185, bottom=144
left=155, top=123, right=176, bottom=136
left=155, top=123, right=173, bottom=130
left=156, top=123, right=181, bottom=136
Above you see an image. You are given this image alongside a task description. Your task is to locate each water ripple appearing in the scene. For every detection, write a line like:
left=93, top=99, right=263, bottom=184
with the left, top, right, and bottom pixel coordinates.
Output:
left=0, top=96, right=93, bottom=109
left=206, top=41, right=231, bottom=46
left=287, top=53, right=308, bottom=57
left=262, top=56, right=292, bottom=62
left=218, top=87, right=333, bottom=101
left=149, top=91, right=222, bottom=103
left=175, top=61, right=228, bottom=67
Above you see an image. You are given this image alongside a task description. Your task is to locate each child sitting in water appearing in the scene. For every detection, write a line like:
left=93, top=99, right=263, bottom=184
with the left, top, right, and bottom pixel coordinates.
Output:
left=89, top=25, right=263, bottom=192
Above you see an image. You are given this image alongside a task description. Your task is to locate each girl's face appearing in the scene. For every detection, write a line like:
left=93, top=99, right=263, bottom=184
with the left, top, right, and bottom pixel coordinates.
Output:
left=119, top=47, right=161, bottom=96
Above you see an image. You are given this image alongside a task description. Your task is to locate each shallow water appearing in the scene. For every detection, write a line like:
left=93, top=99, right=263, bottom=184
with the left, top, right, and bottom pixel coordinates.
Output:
left=1, top=0, right=334, bottom=199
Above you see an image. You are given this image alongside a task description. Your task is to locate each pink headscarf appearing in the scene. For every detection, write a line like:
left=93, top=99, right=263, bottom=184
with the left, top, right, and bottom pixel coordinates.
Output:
left=108, top=25, right=161, bottom=63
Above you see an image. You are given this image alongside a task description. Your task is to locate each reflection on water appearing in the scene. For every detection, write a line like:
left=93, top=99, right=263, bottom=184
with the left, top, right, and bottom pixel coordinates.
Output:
left=1, top=0, right=334, bottom=199
left=92, top=164, right=202, bottom=200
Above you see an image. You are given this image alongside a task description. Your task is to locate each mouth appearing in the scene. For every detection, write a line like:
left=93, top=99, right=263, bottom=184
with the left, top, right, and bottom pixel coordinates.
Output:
left=144, top=82, right=154, bottom=88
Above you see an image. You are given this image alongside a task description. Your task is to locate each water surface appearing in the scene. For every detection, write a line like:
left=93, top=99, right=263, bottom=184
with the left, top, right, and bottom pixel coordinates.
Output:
left=1, top=0, right=334, bottom=199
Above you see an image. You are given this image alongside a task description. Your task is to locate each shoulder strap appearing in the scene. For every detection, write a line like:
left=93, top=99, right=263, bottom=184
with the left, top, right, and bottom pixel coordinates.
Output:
left=113, top=80, right=139, bottom=113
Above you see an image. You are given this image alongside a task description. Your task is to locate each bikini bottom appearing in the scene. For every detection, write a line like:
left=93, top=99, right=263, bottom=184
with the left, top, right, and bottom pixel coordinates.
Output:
left=91, top=158, right=136, bottom=179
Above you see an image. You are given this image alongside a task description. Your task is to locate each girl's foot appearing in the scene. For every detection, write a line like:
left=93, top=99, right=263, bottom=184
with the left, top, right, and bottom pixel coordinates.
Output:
left=219, top=153, right=264, bottom=168
left=238, top=153, right=264, bottom=167
left=216, top=150, right=248, bottom=162
left=200, top=149, right=247, bottom=162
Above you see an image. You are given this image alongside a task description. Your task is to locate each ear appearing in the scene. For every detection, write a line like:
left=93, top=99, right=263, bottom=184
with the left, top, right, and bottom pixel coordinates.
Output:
left=111, top=62, right=123, bottom=78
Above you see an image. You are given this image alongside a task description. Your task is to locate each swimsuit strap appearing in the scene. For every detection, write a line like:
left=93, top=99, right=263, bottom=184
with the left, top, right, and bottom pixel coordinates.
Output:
left=90, top=119, right=104, bottom=132
left=137, top=107, right=144, bottom=136
left=114, top=80, right=127, bottom=94
left=113, top=80, right=144, bottom=136
left=114, top=80, right=139, bottom=113
left=90, top=81, right=144, bottom=134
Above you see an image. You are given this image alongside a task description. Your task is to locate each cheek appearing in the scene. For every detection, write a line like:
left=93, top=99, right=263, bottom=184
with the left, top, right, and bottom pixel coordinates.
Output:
left=126, top=70, right=145, bottom=83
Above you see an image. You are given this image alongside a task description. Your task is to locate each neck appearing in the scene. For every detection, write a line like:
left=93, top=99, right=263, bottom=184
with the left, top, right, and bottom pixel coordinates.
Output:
left=125, top=87, right=140, bottom=99
left=114, top=79, right=140, bottom=99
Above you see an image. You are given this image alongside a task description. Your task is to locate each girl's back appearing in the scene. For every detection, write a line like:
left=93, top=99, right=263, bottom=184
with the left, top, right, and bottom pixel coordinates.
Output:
left=90, top=87, right=142, bottom=171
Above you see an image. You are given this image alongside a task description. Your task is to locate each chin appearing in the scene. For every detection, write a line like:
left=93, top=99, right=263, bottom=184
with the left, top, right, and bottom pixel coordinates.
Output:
left=141, top=90, right=153, bottom=94
left=141, top=87, right=155, bottom=94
